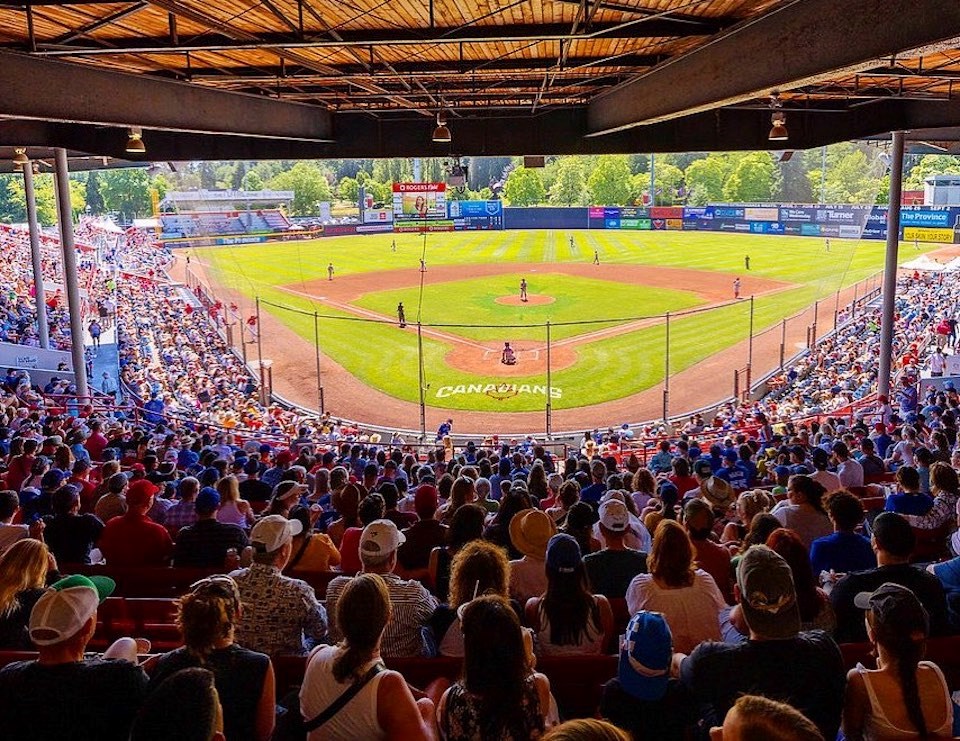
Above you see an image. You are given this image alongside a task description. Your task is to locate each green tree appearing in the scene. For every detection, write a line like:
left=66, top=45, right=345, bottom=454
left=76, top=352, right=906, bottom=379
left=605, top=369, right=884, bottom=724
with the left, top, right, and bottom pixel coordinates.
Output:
left=684, top=156, right=726, bottom=205
left=85, top=171, right=105, bottom=214
left=587, top=155, right=632, bottom=205
left=337, top=176, right=359, bottom=203
left=267, top=162, right=332, bottom=216
left=548, top=158, right=587, bottom=206
left=198, top=162, right=217, bottom=190
left=722, top=152, right=777, bottom=202
left=653, top=162, right=685, bottom=205
left=811, top=149, right=882, bottom=204
left=69, top=180, right=86, bottom=219
left=241, top=170, right=264, bottom=191
left=6, top=173, right=58, bottom=225
left=100, top=168, right=152, bottom=221
left=904, top=154, right=960, bottom=190
left=775, top=154, right=814, bottom=203
left=503, top=167, right=546, bottom=206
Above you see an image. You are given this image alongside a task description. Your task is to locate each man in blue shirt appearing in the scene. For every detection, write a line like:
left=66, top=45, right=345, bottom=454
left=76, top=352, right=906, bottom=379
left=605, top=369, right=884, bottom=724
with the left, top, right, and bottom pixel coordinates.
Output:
left=580, top=460, right=608, bottom=507
left=143, top=393, right=166, bottom=426
left=715, top=450, right=748, bottom=492
left=436, top=418, right=452, bottom=441
left=647, top=441, right=673, bottom=474
left=809, top=491, right=875, bottom=576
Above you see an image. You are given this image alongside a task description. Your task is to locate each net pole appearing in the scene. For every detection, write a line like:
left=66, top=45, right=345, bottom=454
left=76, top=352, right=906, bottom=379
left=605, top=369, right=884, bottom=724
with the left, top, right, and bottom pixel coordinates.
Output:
left=255, top=297, right=266, bottom=406
left=545, top=321, right=552, bottom=439
left=834, top=289, right=840, bottom=331
left=852, top=280, right=858, bottom=319
left=314, top=311, right=324, bottom=415
left=746, top=295, right=755, bottom=395
left=779, top=318, right=786, bottom=370
left=417, top=321, right=426, bottom=442
left=663, top=312, right=670, bottom=425
left=879, top=130, right=906, bottom=399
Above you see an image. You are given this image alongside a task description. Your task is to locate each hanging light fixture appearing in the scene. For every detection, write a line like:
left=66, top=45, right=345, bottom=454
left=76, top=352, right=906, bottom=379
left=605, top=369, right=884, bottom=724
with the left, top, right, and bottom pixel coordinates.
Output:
left=12, top=148, right=28, bottom=166
left=125, top=127, right=146, bottom=154
left=768, top=92, right=788, bottom=141
left=432, top=110, right=451, bottom=143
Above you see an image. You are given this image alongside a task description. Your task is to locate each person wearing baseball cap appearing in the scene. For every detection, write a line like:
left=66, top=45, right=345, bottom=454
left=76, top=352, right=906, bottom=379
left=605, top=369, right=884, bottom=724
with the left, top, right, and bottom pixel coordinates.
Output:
left=172, top=487, right=249, bottom=568
left=266, top=480, right=308, bottom=517
left=98, top=478, right=173, bottom=567
left=325, top=519, right=439, bottom=657
left=678, top=545, right=846, bottom=740
left=229, top=514, right=327, bottom=657
left=0, top=574, right=149, bottom=741
left=584, top=499, right=648, bottom=599
left=843, top=583, right=952, bottom=739
left=601, top=611, right=696, bottom=739
left=396, top=484, right=447, bottom=573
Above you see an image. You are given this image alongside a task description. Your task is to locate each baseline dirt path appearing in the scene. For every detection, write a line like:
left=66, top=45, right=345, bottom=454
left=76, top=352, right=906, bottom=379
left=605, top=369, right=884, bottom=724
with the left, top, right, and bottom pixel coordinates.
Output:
left=174, top=253, right=862, bottom=434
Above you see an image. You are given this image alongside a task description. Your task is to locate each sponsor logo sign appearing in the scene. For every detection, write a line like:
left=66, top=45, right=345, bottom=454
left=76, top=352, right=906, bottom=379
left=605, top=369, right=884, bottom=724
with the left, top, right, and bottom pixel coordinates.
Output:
left=904, top=227, right=955, bottom=243
left=901, top=210, right=950, bottom=227
left=435, top=383, right=562, bottom=400
left=744, top=207, right=779, bottom=221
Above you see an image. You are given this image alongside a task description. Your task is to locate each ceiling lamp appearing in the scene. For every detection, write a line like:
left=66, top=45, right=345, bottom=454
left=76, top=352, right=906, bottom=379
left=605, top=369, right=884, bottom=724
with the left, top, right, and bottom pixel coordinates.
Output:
left=432, top=111, right=451, bottom=143
left=125, top=127, right=146, bottom=154
left=12, top=148, right=28, bottom=166
left=768, top=92, right=788, bottom=141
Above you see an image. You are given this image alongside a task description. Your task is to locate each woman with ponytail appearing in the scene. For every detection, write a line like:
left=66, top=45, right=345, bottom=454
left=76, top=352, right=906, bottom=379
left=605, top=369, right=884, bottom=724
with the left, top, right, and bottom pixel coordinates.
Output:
left=151, top=576, right=275, bottom=741
left=842, top=583, right=953, bottom=739
left=300, top=573, right=440, bottom=740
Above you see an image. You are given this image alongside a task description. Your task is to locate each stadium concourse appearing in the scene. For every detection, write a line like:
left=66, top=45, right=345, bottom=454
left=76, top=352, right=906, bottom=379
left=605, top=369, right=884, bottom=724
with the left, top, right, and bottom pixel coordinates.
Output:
left=0, top=218, right=957, bottom=739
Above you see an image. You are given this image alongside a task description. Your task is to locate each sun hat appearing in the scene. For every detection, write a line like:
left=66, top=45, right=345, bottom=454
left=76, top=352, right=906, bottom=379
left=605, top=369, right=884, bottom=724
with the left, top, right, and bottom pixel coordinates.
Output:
left=618, top=611, right=672, bottom=701
left=250, top=514, right=303, bottom=554
left=359, top=519, right=406, bottom=557
left=29, top=574, right=116, bottom=646
left=599, top=499, right=630, bottom=532
left=736, top=545, right=800, bottom=639
left=509, top=508, right=557, bottom=559
left=546, top=533, right=581, bottom=573
left=272, top=481, right=308, bottom=502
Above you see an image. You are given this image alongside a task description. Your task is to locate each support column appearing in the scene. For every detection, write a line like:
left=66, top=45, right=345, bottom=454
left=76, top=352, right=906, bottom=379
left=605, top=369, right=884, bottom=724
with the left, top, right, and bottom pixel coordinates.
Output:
left=545, top=321, right=552, bottom=439
left=663, top=312, right=670, bottom=425
left=54, top=148, right=88, bottom=396
left=878, top=131, right=905, bottom=399
left=417, top=322, right=426, bottom=441
left=21, top=160, right=48, bottom=349
left=313, top=311, right=324, bottom=415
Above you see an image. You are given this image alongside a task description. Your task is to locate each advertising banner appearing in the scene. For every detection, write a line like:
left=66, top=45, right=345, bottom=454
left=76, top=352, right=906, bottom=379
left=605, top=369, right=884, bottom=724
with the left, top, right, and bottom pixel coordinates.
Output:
left=779, top=206, right=817, bottom=222
left=666, top=219, right=684, bottom=230
left=392, top=182, right=447, bottom=222
left=620, top=207, right=650, bottom=218
left=900, top=210, right=951, bottom=227
left=448, top=200, right=503, bottom=218
left=800, top=223, right=821, bottom=236
left=815, top=207, right=866, bottom=224
left=588, top=207, right=605, bottom=218
left=683, top=206, right=714, bottom=220
left=651, top=206, right=684, bottom=218
left=744, top=207, right=779, bottom=221
left=904, top=227, right=955, bottom=243
left=838, top=225, right=863, bottom=238
left=713, top=206, right=745, bottom=219
left=393, top=220, right=455, bottom=233
left=620, top=218, right=652, bottom=230
left=605, top=217, right=621, bottom=229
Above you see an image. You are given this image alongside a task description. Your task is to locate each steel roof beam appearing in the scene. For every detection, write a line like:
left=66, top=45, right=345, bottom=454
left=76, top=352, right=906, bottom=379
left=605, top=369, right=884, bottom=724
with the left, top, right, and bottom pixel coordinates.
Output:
left=587, top=0, right=960, bottom=136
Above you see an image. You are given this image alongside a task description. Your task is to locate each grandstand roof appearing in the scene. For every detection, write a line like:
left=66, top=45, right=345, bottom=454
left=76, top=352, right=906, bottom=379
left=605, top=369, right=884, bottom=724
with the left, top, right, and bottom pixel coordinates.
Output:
left=0, top=0, right=959, bottom=159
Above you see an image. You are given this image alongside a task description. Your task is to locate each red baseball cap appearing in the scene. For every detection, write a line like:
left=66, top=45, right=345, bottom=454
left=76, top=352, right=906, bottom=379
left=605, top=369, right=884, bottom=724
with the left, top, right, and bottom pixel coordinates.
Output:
left=126, top=479, right=158, bottom=508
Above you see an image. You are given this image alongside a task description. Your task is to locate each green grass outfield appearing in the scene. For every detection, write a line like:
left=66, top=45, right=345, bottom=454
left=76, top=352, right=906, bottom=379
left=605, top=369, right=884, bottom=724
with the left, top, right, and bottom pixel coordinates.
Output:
left=198, top=230, right=930, bottom=413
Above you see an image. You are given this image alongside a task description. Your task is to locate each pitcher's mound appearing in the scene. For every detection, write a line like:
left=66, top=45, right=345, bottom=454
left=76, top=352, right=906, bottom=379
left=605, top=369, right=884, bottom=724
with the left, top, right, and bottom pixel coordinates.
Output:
left=496, top=294, right=555, bottom=306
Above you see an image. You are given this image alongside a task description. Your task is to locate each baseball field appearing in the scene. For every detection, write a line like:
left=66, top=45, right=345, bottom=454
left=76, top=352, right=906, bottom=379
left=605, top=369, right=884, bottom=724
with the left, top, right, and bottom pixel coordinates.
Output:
left=192, top=229, right=929, bottom=430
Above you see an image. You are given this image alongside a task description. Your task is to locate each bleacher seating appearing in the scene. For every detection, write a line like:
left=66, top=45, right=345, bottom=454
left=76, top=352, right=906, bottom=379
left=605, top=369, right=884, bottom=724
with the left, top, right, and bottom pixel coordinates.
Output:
left=159, top=209, right=292, bottom=239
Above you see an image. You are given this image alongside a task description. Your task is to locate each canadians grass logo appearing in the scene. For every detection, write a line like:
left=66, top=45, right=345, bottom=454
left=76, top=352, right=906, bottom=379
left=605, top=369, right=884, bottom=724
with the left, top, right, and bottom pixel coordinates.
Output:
left=435, top=383, right=562, bottom=400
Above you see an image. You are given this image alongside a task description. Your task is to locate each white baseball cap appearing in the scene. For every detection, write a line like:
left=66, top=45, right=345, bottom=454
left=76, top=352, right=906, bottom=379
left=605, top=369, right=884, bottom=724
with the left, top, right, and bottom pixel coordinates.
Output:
left=251, top=514, right=303, bottom=554
left=360, top=519, right=406, bottom=557
left=599, top=499, right=630, bottom=532
left=29, top=574, right=115, bottom=646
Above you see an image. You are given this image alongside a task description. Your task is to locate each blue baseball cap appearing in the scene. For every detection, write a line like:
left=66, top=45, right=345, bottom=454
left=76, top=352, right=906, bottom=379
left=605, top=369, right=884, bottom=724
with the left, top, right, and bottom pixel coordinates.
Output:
left=545, top=533, right=581, bottom=573
left=618, top=611, right=672, bottom=701
left=195, top=487, right=221, bottom=514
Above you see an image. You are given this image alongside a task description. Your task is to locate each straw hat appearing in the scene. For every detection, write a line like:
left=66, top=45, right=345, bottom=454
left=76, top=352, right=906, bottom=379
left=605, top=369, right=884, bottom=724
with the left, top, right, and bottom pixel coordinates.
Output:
left=509, top=509, right=557, bottom=560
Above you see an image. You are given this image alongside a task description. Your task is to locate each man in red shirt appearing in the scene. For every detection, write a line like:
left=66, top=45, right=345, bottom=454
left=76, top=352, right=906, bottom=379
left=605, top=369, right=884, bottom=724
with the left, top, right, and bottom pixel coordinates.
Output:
left=6, top=438, right=38, bottom=492
left=98, top=479, right=173, bottom=567
left=83, top=420, right=109, bottom=462
left=68, top=459, right=98, bottom=514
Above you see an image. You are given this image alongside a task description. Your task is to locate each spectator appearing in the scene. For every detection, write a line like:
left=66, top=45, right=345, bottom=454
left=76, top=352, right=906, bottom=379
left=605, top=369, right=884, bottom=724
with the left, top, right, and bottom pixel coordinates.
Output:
left=432, top=539, right=513, bottom=657
left=0, top=574, right=149, bottom=741
left=172, top=487, right=249, bottom=568
left=509, top=508, right=557, bottom=605
left=339, top=492, right=386, bottom=576
left=483, top=488, right=530, bottom=558
left=326, top=480, right=361, bottom=548
left=397, top=485, right=447, bottom=574
left=715, top=450, right=748, bottom=492
left=150, top=576, right=275, bottom=741
left=584, top=499, right=648, bottom=599
left=683, top=499, right=733, bottom=604
left=690, top=459, right=735, bottom=516
left=98, top=479, right=174, bottom=567
left=809, top=490, right=875, bottom=576
left=906, top=461, right=959, bottom=531
left=42, top=484, right=104, bottom=565
left=832, top=442, right=864, bottom=489
left=94, top=471, right=129, bottom=523
left=885, top=466, right=933, bottom=516
left=285, top=505, right=340, bottom=576
left=165, top=476, right=200, bottom=538
left=131, top=668, right=224, bottom=741
left=626, top=520, right=725, bottom=653
left=720, top=490, right=771, bottom=549
left=379, top=481, right=416, bottom=529
left=0, top=538, right=58, bottom=649
left=326, top=519, right=438, bottom=657
left=300, top=573, right=439, bottom=740
left=238, top=459, right=271, bottom=503
left=580, top=460, right=608, bottom=506
left=830, top=512, right=949, bottom=643
left=230, top=515, right=328, bottom=656
left=437, top=595, right=552, bottom=738
left=648, top=440, right=673, bottom=474
left=711, top=695, right=824, bottom=741
left=526, top=533, right=613, bottom=656
left=429, top=503, right=485, bottom=602
left=809, top=448, right=842, bottom=493
left=546, top=479, right=580, bottom=524
left=842, top=582, right=953, bottom=739
left=771, top=475, right=832, bottom=549
left=543, top=719, right=630, bottom=741
left=765, top=529, right=836, bottom=633
left=0, top=489, right=31, bottom=552
left=215, top=475, right=256, bottom=530
left=561, top=500, right=601, bottom=556
left=600, top=611, right=696, bottom=740
left=858, top=438, right=886, bottom=480
left=678, top=546, right=845, bottom=740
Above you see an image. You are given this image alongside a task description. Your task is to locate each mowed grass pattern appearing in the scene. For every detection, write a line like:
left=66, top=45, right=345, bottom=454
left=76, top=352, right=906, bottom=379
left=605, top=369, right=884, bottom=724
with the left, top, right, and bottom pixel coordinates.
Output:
left=199, top=230, right=930, bottom=412
left=354, top=274, right=704, bottom=341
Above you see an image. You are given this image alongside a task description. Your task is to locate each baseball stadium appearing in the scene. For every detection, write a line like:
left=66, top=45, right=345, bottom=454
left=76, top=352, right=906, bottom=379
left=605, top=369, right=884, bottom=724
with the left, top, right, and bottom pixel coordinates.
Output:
left=3, top=1, right=960, bottom=740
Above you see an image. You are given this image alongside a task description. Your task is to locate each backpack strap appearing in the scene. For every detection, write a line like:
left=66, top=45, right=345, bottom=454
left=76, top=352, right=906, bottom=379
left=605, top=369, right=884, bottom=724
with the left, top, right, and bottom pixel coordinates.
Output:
left=302, top=662, right=384, bottom=733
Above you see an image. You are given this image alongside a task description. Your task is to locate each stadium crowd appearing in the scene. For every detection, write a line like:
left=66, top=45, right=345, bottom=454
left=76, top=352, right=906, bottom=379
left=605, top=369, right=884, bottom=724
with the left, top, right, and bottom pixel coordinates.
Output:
left=0, top=221, right=959, bottom=739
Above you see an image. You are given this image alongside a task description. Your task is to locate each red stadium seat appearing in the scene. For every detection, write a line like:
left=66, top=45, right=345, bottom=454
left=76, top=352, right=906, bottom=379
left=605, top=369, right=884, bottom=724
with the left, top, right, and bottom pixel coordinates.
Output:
left=912, top=526, right=952, bottom=564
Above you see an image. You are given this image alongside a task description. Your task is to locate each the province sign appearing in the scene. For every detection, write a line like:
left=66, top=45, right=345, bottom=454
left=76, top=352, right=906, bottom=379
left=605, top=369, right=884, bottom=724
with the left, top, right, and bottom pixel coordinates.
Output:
left=436, top=383, right=563, bottom=400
